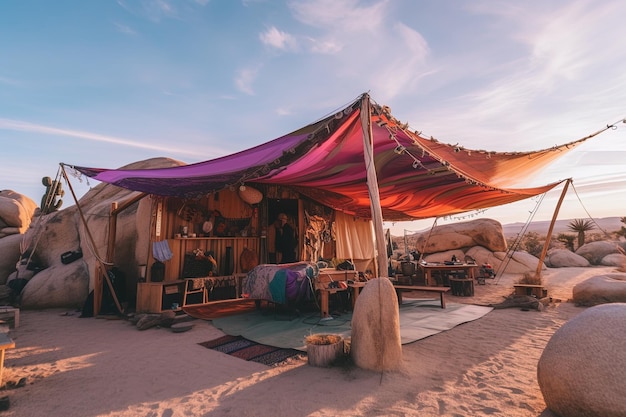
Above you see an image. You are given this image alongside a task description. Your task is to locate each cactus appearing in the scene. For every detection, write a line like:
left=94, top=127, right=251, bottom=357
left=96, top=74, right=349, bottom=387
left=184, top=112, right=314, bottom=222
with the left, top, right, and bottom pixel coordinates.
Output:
left=41, top=176, right=64, bottom=214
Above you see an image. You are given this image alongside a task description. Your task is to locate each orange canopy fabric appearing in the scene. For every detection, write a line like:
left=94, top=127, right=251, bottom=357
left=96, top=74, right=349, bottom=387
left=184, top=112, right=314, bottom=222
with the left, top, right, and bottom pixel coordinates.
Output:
left=71, top=94, right=597, bottom=221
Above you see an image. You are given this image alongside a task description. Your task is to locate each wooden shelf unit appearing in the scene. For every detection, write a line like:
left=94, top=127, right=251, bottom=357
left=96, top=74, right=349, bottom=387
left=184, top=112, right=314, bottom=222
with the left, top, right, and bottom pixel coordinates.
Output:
left=136, top=280, right=185, bottom=313
left=166, top=237, right=262, bottom=281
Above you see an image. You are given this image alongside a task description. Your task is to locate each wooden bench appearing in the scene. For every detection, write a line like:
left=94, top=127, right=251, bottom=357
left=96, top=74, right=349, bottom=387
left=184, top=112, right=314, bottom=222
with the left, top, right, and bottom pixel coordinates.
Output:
left=0, top=333, right=15, bottom=387
left=393, top=285, right=450, bottom=309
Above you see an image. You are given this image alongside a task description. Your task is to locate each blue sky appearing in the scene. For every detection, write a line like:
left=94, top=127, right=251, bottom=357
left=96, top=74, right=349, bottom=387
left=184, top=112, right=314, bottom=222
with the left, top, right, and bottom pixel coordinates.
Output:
left=2, top=0, right=625, bottom=235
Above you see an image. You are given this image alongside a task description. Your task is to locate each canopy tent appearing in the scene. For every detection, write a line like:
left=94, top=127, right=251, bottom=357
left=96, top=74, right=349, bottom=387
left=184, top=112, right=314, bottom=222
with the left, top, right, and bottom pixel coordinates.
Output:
left=67, top=93, right=602, bottom=222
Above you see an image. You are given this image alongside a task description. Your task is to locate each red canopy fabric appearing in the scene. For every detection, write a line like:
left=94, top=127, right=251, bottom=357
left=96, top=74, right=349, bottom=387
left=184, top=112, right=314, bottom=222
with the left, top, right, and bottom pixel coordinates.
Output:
left=69, top=94, right=593, bottom=221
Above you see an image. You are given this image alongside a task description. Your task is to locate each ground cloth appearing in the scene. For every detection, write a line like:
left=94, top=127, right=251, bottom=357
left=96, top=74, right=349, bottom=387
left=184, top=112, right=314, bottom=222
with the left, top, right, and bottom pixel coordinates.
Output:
left=212, top=299, right=493, bottom=351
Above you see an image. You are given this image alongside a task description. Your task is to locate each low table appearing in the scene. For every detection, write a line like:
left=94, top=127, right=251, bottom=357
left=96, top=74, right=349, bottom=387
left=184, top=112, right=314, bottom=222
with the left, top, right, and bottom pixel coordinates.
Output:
left=419, top=263, right=478, bottom=286
left=393, top=285, right=450, bottom=308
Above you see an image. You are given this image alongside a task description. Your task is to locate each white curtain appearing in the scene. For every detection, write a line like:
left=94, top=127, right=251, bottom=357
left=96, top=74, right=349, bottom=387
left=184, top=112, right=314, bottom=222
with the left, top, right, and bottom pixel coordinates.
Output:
left=334, top=212, right=375, bottom=260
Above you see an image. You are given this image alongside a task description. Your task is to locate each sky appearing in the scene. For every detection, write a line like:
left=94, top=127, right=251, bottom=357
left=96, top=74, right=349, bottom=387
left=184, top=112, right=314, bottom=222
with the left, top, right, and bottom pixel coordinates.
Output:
left=2, top=0, right=626, bottom=236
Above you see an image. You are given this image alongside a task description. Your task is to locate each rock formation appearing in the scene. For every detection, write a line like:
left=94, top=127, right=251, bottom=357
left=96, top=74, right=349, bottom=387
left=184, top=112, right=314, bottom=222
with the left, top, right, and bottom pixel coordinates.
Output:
left=545, top=248, right=590, bottom=268
left=575, top=241, right=622, bottom=265
left=538, top=303, right=626, bottom=417
left=1, top=157, right=184, bottom=309
left=413, top=218, right=507, bottom=254
left=0, top=190, right=38, bottom=237
left=572, top=273, right=626, bottom=306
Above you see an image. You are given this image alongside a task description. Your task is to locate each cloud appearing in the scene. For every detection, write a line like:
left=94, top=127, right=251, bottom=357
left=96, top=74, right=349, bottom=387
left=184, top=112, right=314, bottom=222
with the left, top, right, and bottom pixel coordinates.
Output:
left=259, top=26, right=298, bottom=51
left=0, top=118, right=203, bottom=157
left=117, top=0, right=178, bottom=22
left=290, top=0, right=388, bottom=31
left=234, top=67, right=259, bottom=95
left=0, top=75, right=20, bottom=86
left=113, top=22, right=136, bottom=35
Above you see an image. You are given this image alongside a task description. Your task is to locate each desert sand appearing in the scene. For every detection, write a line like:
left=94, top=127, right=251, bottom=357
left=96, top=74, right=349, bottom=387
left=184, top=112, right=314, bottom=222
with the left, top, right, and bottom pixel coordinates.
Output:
left=0, top=266, right=614, bottom=417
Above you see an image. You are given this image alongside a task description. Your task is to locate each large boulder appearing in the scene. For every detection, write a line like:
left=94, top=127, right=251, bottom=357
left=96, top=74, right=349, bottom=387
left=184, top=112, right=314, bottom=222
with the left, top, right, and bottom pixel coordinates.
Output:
left=572, top=274, right=626, bottom=306
left=576, top=241, right=621, bottom=265
left=545, top=249, right=590, bottom=268
left=351, top=278, right=402, bottom=371
left=0, top=190, right=38, bottom=236
left=601, top=253, right=626, bottom=267
left=537, top=303, right=626, bottom=417
left=422, top=249, right=465, bottom=264
left=20, top=261, right=89, bottom=308
left=464, top=246, right=544, bottom=274
left=413, top=219, right=507, bottom=254
left=10, top=157, right=183, bottom=309
left=493, top=250, right=544, bottom=274
left=0, top=233, right=23, bottom=284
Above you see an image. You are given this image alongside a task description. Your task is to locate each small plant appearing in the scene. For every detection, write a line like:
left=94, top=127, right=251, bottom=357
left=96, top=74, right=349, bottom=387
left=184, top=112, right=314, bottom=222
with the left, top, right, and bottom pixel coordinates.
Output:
left=557, top=233, right=576, bottom=251
left=517, top=272, right=543, bottom=286
left=305, top=334, right=342, bottom=345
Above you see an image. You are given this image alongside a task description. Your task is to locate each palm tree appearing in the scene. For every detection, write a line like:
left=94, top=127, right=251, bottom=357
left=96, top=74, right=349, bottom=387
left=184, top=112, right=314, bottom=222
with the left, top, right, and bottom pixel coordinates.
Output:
left=567, top=219, right=595, bottom=249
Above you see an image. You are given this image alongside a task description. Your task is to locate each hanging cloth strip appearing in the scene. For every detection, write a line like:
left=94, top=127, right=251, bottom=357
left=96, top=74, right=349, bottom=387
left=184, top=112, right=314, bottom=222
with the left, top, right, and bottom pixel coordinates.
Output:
left=153, top=240, right=173, bottom=262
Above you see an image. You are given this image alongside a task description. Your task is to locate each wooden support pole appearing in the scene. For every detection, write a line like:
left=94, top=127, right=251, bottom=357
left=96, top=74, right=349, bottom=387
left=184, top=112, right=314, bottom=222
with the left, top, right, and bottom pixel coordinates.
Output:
left=106, top=202, right=118, bottom=263
left=60, top=164, right=124, bottom=315
left=535, top=179, right=571, bottom=278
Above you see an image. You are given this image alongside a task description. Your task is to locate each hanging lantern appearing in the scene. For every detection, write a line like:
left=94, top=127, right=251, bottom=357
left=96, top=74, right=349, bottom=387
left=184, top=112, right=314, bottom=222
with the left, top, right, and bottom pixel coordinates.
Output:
left=238, top=186, right=263, bottom=205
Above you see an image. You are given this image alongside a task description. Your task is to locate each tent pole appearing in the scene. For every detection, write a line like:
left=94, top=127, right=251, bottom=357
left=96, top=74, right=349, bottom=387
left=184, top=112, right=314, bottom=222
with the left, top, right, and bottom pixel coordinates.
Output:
left=535, top=179, right=571, bottom=278
left=60, top=164, right=123, bottom=315
left=360, top=94, right=388, bottom=277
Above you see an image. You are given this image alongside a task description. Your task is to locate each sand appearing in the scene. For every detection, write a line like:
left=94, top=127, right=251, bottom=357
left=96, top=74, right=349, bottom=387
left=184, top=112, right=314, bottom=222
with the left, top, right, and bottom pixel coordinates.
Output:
left=0, top=266, right=614, bottom=417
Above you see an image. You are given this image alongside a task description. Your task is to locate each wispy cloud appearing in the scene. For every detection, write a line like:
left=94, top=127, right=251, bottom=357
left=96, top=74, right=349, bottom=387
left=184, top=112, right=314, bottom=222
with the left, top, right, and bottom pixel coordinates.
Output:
left=0, top=118, right=204, bottom=157
left=234, top=67, right=259, bottom=95
left=117, top=0, right=178, bottom=22
left=113, top=22, right=136, bottom=35
left=0, top=75, right=20, bottom=86
left=259, top=26, right=298, bottom=51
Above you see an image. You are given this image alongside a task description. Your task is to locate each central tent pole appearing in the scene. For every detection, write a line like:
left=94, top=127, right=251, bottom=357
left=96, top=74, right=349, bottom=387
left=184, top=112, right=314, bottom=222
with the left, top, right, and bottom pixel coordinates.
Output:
left=360, top=94, right=388, bottom=277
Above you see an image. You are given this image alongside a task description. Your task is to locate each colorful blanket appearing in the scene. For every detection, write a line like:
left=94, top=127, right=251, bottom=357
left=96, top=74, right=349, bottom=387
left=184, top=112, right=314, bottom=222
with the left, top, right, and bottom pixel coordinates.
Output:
left=243, top=262, right=318, bottom=304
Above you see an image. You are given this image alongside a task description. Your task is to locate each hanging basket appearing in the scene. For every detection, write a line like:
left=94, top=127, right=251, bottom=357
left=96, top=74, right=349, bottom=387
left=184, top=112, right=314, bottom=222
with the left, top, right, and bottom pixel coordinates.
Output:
left=238, top=186, right=263, bottom=205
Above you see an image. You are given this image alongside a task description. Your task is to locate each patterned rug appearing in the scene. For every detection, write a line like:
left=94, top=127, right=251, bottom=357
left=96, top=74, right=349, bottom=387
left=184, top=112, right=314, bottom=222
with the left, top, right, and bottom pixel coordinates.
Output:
left=199, top=334, right=304, bottom=366
left=183, top=298, right=258, bottom=320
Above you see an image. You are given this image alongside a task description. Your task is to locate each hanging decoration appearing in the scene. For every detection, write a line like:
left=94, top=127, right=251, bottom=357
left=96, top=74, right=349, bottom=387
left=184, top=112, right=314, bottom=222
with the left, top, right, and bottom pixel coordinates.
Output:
left=238, top=185, right=263, bottom=205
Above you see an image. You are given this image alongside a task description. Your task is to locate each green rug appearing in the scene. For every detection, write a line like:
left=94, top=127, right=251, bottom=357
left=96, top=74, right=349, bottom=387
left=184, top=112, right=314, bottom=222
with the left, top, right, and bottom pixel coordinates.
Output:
left=212, top=299, right=492, bottom=351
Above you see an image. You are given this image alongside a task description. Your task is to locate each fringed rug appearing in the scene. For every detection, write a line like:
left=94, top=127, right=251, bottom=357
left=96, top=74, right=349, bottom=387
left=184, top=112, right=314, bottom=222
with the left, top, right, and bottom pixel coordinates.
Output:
left=199, top=334, right=304, bottom=366
left=183, top=298, right=258, bottom=320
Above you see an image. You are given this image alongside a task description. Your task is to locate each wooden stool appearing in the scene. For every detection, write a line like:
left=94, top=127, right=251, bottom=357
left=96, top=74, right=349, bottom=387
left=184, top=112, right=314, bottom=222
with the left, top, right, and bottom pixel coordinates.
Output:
left=449, top=278, right=474, bottom=296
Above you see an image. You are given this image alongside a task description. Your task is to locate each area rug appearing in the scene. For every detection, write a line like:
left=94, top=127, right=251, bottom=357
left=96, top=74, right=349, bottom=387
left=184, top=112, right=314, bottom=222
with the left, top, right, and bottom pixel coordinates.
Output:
left=183, top=298, right=258, bottom=320
left=212, top=299, right=493, bottom=350
left=199, top=334, right=303, bottom=366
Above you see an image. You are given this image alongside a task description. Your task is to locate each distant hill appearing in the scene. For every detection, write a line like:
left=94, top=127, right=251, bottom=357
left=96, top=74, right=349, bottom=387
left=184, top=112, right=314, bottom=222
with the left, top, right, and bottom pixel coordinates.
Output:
left=501, top=217, right=623, bottom=238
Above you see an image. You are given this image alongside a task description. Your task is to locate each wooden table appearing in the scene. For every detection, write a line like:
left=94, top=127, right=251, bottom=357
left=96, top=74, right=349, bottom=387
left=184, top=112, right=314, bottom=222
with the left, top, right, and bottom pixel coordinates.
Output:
left=0, top=333, right=15, bottom=386
left=418, top=263, right=478, bottom=286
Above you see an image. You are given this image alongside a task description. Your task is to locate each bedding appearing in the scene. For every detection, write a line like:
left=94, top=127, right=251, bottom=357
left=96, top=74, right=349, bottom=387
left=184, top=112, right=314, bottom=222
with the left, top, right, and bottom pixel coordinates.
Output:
left=243, top=262, right=319, bottom=304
